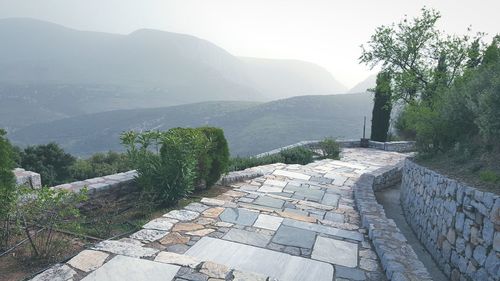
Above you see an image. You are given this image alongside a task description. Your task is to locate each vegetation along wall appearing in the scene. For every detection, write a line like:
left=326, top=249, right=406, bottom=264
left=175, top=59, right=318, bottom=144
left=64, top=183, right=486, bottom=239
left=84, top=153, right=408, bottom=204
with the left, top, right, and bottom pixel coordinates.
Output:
left=401, top=159, right=499, bottom=280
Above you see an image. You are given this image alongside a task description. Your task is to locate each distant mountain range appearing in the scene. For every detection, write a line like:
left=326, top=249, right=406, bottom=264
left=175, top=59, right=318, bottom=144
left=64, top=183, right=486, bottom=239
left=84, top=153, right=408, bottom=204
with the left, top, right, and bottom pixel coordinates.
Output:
left=0, top=18, right=347, bottom=131
left=348, top=74, right=376, bottom=93
left=10, top=94, right=373, bottom=156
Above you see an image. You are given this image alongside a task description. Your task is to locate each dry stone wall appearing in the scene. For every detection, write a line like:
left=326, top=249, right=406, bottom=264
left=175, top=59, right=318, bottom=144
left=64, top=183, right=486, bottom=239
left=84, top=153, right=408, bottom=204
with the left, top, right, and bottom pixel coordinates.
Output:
left=401, top=159, right=500, bottom=281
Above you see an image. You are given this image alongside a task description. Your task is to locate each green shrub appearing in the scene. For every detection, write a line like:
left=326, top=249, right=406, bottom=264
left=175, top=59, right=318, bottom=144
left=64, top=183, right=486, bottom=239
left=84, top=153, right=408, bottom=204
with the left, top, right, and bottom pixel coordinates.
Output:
left=318, top=138, right=341, bottom=159
left=19, top=143, right=76, bottom=186
left=70, top=151, right=131, bottom=181
left=14, top=186, right=87, bottom=259
left=121, top=127, right=229, bottom=206
left=279, top=146, right=313, bottom=165
left=0, top=129, right=17, bottom=249
left=229, top=154, right=284, bottom=171
left=197, top=127, right=230, bottom=187
left=479, top=170, right=500, bottom=183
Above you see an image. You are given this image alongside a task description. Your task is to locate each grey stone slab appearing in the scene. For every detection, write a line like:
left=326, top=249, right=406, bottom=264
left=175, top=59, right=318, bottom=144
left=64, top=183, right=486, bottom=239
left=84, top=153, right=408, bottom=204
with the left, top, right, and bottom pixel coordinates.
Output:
left=312, top=236, right=358, bottom=267
left=143, top=218, right=177, bottom=231
left=185, top=237, right=334, bottom=281
left=324, top=212, right=344, bottom=223
left=130, top=229, right=169, bottom=242
left=81, top=255, right=180, bottom=281
left=253, top=214, right=283, bottom=231
left=32, top=264, right=76, bottom=281
left=253, top=196, right=284, bottom=209
left=321, top=193, right=340, bottom=207
left=294, top=189, right=325, bottom=202
left=164, top=209, right=200, bottom=221
left=335, top=266, right=366, bottom=280
left=92, top=240, right=158, bottom=258
left=219, top=208, right=259, bottom=226
left=272, top=225, right=317, bottom=248
left=273, top=170, right=311, bottom=180
left=223, top=228, right=271, bottom=247
left=184, top=203, right=210, bottom=213
left=282, top=218, right=363, bottom=241
left=67, top=250, right=109, bottom=272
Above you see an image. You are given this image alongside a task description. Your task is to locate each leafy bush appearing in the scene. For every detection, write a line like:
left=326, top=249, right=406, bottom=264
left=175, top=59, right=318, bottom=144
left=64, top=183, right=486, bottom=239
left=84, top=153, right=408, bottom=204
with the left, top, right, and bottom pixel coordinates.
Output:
left=318, top=138, right=341, bottom=159
left=229, top=146, right=316, bottom=171
left=0, top=129, right=17, bottom=249
left=70, top=151, right=131, bottom=181
left=197, top=127, right=230, bottom=187
left=14, top=186, right=87, bottom=259
left=19, top=143, right=76, bottom=186
left=280, top=146, right=314, bottom=165
left=479, top=170, right=500, bottom=183
left=121, top=127, right=230, bottom=206
left=229, top=154, right=285, bottom=171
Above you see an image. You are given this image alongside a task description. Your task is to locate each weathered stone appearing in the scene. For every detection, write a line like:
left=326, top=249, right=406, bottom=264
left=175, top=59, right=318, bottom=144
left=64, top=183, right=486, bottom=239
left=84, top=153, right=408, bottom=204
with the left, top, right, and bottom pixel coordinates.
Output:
left=167, top=243, right=190, bottom=254
left=202, top=207, right=225, bottom=218
left=185, top=202, right=210, bottom=212
left=186, top=237, right=334, bottom=281
left=186, top=229, right=216, bottom=236
left=232, top=270, right=268, bottom=281
left=312, top=236, right=358, bottom=267
left=223, top=228, right=271, bottom=247
left=273, top=170, right=311, bottom=180
left=164, top=209, right=200, bottom=221
left=219, top=208, right=259, bottom=226
left=276, top=210, right=317, bottom=223
left=155, top=251, right=201, bottom=268
left=173, top=223, right=204, bottom=232
left=272, top=225, right=316, bottom=248
left=130, top=229, right=169, bottom=242
left=258, top=185, right=284, bottom=193
left=359, top=258, right=379, bottom=271
left=197, top=217, right=216, bottom=225
left=472, top=245, right=486, bottom=265
left=92, top=240, right=158, bottom=258
left=143, top=218, right=177, bottom=231
left=159, top=232, right=190, bottom=245
left=282, top=218, right=364, bottom=241
left=324, top=212, right=344, bottom=223
left=81, top=255, right=180, bottom=281
left=335, top=265, right=366, bottom=280
left=32, top=264, right=76, bottom=281
left=494, top=231, right=500, bottom=252
left=67, top=250, right=109, bottom=272
left=253, top=214, right=283, bottom=231
left=253, top=196, right=285, bottom=209
left=200, top=261, right=230, bottom=279
left=201, top=198, right=226, bottom=206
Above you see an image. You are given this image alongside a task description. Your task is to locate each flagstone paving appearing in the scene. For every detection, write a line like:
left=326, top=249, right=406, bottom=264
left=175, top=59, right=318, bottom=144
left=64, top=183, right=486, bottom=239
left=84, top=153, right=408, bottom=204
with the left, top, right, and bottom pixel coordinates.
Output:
left=32, top=148, right=408, bottom=281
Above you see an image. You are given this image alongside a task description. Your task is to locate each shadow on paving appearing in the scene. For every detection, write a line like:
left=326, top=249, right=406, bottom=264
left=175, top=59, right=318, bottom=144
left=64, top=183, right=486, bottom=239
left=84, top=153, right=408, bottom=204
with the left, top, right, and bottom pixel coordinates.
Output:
left=375, top=184, right=448, bottom=281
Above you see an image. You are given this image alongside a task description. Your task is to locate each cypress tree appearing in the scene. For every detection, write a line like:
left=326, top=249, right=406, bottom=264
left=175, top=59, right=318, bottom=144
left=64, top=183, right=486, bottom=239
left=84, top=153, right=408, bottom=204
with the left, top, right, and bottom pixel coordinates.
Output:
left=370, top=71, right=392, bottom=142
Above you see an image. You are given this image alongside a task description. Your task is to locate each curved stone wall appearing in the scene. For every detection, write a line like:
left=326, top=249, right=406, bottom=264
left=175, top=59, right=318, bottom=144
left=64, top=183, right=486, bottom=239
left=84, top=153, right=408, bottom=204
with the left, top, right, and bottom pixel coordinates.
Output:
left=401, top=159, right=500, bottom=280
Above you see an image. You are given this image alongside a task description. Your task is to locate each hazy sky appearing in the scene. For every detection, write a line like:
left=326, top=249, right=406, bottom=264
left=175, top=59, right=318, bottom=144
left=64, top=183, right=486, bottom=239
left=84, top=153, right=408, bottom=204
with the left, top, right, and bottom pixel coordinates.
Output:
left=0, top=0, right=498, bottom=88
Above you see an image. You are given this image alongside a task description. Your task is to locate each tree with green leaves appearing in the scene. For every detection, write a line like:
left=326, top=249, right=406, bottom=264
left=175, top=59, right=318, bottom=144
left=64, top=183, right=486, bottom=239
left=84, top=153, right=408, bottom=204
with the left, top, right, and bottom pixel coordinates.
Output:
left=19, top=143, right=76, bottom=186
left=370, top=71, right=393, bottom=141
left=0, top=129, right=17, bottom=249
left=359, top=7, right=481, bottom=104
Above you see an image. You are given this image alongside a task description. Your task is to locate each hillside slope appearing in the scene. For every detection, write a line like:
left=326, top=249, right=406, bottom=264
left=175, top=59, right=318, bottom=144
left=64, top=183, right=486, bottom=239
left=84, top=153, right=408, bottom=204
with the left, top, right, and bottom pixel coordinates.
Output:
left=0, top=18, right=347, bottom=131
left=349, top=74, right=376, bottom=93
left=10, top=94, right=373, bottom=156
left=240, top=57, right=347, bottom=99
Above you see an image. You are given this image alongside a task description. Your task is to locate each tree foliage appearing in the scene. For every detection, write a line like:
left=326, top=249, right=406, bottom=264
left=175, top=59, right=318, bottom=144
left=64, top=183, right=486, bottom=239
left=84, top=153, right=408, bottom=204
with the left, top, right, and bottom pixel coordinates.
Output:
left=370, top=71, right=393, bottom=141
left=19, top=143, right=76, bottom=186
left=360, top=7, right=482, bottom=104
left=0, top=129, right=17, bottom=249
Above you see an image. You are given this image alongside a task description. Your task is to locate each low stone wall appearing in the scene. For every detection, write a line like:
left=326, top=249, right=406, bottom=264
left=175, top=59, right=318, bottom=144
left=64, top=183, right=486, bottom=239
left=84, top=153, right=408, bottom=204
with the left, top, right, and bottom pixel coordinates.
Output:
left=369, top=141, right=416, bottom=153
left=400, top=159, right=499, bottom=280
left=354, top=164, right=432, bottom=280
left=255, top=139, right=415, bottom=158
left=13, top=168, right=41, bottom=188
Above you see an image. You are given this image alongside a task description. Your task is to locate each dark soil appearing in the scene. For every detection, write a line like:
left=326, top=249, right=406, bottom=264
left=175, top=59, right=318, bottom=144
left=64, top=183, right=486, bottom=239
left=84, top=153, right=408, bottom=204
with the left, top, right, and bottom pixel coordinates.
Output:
left=0, top=184, right=232, bottom=281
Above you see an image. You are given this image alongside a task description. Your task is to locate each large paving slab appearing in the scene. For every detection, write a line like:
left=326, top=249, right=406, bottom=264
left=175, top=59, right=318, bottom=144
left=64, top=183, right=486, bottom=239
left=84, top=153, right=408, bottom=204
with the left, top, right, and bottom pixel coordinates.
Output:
left=312, top=236, right=358, bottom=267
left=81, top=255, right=180, bottom=281
left=185, top=237, right=334, bottom=281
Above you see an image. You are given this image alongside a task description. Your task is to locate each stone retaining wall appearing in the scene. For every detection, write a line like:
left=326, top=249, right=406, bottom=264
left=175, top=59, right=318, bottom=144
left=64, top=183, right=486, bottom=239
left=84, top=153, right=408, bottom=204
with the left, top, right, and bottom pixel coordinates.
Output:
left=400, top=159, right=500, bottom=280
left=354, top=164, right=433, bottom=280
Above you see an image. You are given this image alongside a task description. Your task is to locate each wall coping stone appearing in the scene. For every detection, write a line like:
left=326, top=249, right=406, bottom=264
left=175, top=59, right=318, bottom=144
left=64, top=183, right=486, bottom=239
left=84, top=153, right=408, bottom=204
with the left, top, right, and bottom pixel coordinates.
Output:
left=354, top=162, right=433, bottom=280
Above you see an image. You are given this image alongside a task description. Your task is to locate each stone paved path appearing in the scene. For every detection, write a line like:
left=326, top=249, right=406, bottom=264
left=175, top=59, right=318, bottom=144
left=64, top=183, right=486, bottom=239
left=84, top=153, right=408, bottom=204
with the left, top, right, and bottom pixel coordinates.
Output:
left=33, top=148, right=408, bottom=281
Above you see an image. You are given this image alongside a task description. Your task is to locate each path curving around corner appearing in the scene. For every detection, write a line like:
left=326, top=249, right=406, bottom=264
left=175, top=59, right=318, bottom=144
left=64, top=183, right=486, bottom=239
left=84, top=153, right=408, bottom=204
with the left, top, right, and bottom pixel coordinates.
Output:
left=375, top=184, right=448, bottom=281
